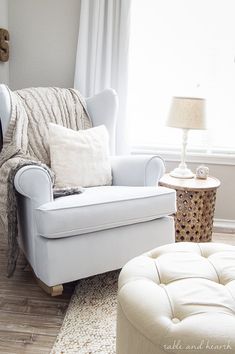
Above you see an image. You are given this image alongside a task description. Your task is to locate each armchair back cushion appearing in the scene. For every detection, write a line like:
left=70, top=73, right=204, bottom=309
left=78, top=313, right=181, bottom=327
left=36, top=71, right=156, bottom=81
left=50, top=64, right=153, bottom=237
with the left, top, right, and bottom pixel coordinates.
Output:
left=15, top=87, right=92, bottom=166
left=0, top=85, right=118, bottom=155
left=0, top=84, right=11, bottom=136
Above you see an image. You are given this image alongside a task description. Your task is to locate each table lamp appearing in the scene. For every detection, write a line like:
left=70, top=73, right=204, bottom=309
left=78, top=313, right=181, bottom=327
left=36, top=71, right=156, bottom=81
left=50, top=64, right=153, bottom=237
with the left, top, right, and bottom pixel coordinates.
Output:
left=166, top=96, right=206, bottom=179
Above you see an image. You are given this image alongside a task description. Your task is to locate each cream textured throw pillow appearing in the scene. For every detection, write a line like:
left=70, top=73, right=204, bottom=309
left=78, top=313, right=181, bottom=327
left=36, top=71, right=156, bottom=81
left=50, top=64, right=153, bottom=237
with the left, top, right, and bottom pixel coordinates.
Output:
left=49, top=123, right=112, bottom=188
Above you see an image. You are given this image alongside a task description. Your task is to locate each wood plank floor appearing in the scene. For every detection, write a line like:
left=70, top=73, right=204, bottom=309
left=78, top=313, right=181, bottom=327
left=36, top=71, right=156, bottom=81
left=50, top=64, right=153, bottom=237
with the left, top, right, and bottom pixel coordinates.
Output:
left=0, top=241, right=75, bottom=354
left=213, top=232, right=235, bottom=245
left=0, top=233, right=235, bottom=354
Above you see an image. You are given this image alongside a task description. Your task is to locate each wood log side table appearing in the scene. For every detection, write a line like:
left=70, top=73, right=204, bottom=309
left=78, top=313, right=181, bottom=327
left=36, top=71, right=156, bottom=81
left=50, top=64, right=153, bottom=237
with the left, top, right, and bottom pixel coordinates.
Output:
left=159, top=174, right=221, bottom=242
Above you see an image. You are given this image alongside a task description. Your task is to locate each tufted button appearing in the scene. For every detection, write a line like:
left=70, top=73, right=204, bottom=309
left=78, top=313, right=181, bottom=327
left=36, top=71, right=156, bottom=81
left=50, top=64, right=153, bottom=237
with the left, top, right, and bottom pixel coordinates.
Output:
left=172, top=318, right=180, bottom=324
left=159, top=283, right=165, bottom=287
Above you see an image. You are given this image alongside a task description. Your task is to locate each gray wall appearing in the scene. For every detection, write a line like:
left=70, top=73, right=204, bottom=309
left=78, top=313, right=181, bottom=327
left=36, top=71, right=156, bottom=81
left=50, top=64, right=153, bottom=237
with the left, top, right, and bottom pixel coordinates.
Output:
left=0, top=0, right=9, bottom=85
left=8, top=0, right=81, bottom=90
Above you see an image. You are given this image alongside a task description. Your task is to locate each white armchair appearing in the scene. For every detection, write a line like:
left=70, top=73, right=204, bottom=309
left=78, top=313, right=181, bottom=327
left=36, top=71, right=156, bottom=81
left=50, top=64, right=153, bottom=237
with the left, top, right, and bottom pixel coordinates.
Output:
left=0, top=84, right=176, bottom=295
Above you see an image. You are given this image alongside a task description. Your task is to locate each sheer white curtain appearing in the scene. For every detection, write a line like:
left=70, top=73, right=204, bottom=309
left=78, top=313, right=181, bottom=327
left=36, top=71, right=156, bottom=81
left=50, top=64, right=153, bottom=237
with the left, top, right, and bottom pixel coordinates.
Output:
left=128, top=0, right=235, bottom=153
left=74, top=0, right=131, bottom=154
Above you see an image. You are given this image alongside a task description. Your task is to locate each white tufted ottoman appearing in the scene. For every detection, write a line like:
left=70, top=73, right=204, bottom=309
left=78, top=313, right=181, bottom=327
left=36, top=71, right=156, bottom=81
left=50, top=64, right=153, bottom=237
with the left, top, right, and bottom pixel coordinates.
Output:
left=117, top=242, right=235, bottom=354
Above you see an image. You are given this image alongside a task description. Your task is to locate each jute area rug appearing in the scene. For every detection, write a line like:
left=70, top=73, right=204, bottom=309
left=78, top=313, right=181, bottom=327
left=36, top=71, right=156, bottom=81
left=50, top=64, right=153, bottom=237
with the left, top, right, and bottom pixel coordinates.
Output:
left=51, top=270, right=120, bottom=354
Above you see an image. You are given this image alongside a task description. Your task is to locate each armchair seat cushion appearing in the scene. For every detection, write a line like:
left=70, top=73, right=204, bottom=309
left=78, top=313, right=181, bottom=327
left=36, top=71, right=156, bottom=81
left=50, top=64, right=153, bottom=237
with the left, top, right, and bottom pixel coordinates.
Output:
left=35, top=186, right=176, bottom=239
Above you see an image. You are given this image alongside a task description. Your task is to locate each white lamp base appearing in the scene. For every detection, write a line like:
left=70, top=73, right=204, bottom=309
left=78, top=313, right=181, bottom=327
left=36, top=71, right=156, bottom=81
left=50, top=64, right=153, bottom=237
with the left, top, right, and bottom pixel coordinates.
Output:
left=170, top=166, right=194, bottom=179
left=169, top=129, right=194, bottom=179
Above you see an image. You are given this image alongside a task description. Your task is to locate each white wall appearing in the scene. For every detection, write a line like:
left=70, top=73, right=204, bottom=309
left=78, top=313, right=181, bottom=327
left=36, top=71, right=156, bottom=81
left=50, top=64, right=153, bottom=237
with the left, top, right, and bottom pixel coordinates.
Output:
left=0, top=0, right=9, bottom=85
left=9, top=0, right=81, bottom=90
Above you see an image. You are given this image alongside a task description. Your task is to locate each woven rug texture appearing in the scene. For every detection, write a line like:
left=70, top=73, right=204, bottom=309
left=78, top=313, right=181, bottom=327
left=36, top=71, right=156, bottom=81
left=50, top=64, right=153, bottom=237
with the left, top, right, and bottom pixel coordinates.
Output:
left=51, top=271, right=119, bottom=354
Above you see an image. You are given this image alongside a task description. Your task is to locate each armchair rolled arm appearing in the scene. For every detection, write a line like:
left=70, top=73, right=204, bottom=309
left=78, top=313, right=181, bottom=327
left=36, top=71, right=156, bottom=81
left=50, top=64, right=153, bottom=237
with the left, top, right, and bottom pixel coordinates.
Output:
left=14, top=165, right=53, bottom=206
left=111, top=155, right=165, bottom=186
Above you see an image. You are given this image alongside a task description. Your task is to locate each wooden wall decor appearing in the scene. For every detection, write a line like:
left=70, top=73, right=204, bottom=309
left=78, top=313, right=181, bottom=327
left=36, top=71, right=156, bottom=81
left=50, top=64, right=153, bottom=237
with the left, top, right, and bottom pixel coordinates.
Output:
left=0, top=28, right=9, bottom=62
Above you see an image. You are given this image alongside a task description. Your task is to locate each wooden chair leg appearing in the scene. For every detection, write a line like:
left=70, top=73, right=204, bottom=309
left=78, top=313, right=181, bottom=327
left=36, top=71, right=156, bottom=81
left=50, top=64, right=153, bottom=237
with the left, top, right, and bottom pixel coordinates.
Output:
left=36, top=277, right=63, bottom=297
left=29, top=265, right=63, bottom=296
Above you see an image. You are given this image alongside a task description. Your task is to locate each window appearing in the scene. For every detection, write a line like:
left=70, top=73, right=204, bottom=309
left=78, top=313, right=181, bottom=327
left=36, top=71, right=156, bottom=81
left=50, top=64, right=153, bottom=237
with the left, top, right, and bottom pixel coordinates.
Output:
left=127, top=0, right=235, bottom=154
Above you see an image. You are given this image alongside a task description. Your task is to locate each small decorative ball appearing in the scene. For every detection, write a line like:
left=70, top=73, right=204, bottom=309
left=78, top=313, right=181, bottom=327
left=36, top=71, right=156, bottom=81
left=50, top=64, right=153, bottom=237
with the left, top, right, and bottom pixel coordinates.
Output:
left=196, top=165, right=209, bottom=179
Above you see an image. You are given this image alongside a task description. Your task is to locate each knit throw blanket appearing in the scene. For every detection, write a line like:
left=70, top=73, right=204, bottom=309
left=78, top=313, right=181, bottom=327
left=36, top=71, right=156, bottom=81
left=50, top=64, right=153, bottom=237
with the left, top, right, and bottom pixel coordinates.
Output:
left=0, top=87, right=92, bottom=276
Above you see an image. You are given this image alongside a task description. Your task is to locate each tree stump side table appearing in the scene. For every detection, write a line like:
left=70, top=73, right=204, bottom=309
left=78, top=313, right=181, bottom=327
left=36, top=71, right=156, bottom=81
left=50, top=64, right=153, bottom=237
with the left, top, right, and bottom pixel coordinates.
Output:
left=159, top=174, right=221, bottom=242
